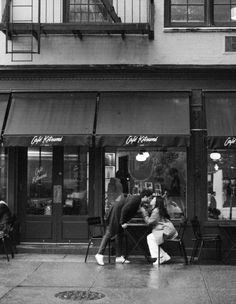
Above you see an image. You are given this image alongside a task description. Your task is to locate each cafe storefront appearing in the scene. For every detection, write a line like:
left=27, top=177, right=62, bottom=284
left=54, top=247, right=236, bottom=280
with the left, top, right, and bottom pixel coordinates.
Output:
left=206, top=92, right=236, bottom=221
left=2, top=92, right=96, bottom=242
left=96, top=92, right=190, bottom=222
left=0, top=67, right=235, bottom=257
left=0, top=89, right=192, bottom=243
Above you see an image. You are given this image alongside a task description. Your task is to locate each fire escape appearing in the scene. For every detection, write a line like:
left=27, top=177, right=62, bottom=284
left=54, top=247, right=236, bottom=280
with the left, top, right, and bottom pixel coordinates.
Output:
left=0, top=0, right=154, bottom=62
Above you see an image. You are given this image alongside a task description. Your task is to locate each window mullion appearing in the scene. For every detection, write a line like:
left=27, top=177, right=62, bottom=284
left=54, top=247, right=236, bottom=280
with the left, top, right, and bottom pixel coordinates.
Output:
left=206, top=0, right=213, bottom=26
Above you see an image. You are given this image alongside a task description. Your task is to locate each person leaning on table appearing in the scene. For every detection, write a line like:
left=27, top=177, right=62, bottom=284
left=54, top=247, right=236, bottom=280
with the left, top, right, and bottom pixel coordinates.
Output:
left=120, top=189, right=154, bottom=229
left=95, top=193, right=128, bottom=266
left=95, top=189, right=154, bottom=266
left=140, top=195, right=178, bottom=265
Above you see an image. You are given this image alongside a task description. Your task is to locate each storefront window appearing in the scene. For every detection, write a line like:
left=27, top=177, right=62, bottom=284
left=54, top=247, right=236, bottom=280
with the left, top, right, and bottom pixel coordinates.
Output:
left=105, top=150, right=187, bottom=219
left=208, top=151, right=236, bottom=220
left=0, top=148, right=8, bottom=202
left=27, top=147, right=53, bottom=215
left=63, top=147, right=88, bottom=215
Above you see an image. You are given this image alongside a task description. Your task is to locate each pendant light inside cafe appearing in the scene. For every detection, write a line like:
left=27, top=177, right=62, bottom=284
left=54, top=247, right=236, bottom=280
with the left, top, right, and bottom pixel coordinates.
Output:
left=210, top=152, right=221, bottom=161
left=136, top=151, right=150, bottom=162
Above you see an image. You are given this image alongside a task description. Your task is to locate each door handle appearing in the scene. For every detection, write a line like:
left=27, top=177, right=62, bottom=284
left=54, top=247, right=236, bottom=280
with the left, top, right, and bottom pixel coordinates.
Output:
left=53, top=185, right=62, bottom=204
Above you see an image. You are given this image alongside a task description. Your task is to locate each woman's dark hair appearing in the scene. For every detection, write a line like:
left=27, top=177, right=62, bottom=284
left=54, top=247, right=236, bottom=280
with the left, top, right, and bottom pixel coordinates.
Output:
left=155, top=196, right=170, bottom=220
left=140, top=189, right=153, bottom=198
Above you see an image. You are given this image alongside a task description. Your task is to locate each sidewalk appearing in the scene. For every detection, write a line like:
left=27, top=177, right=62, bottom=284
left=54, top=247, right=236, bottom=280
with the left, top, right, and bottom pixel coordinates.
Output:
left=0, top=253, right=235, bottom=304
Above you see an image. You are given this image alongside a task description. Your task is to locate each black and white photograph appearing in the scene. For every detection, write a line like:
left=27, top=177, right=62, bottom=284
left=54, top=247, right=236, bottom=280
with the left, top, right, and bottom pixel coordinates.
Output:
left=0, top=1, right=235, bottom=303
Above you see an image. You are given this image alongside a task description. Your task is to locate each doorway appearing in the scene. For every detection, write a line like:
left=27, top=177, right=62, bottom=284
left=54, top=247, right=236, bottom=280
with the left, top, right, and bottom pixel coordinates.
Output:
left=19, top=146, right=89, bottom=242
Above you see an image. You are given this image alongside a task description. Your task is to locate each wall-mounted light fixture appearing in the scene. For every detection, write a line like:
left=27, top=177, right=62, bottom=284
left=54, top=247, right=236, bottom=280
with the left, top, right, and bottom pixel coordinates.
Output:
left=231, top=7, right=236, bottom=20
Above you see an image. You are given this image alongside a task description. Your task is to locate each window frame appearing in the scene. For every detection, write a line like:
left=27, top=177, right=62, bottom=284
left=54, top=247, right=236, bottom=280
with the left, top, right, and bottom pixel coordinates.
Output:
left=63, top=0, right=114, bottom=23
left=164, top=0, right=236, bottom=28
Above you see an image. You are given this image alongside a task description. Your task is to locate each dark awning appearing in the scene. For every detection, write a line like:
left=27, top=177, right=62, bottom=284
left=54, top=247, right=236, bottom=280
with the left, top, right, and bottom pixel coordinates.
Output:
left=3, top=92, right=97, bottom=146
left=96, top=92, right=190, bottom=147
left=0, top=93, right=10, bottom=140
left=206, top=92, right=236, bottom=149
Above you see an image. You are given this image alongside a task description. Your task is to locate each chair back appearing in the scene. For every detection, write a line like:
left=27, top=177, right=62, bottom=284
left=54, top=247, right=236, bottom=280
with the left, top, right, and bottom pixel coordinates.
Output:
left=87, top=216, right=102, bottom=226
left=190, top=216, right=202, bottom=239
left=86, top=216, right=104, bottom=238
left=177, top=217, right=188, bottom=240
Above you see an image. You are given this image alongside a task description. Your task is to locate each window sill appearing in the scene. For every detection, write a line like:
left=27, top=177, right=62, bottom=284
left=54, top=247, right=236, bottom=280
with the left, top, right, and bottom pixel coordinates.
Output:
left=164, top=27, right=236, bottom=33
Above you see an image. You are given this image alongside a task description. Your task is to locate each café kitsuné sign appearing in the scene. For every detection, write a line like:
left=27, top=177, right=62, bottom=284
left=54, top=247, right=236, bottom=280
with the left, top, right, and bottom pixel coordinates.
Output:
left=208, top=136, right=236, bottom=149
left=125, top=135, right=159, bottom=146
left=31, top=135, right=64, bottom=146
left=224, top=137, right=236, bottom=147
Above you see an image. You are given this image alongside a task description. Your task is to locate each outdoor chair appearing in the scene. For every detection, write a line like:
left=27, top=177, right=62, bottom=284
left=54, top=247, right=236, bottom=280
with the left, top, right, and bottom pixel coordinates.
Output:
left=84, top=216, right=114, bottom=263
left=158, top=217, right=188, bottom=266
left=190, top=216, right=221, bottom=263
left=0, top=218, right=16, bottom=262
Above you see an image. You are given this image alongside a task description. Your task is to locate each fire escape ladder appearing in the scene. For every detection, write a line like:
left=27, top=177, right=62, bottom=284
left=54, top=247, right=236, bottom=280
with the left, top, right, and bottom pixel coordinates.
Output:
left=5, top=0, right=40, bottom=62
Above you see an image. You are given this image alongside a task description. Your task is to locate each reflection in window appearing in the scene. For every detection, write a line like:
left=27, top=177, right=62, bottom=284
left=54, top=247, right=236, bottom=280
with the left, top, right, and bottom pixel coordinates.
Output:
left=208, top=151, right=236, bottom=220
left=170, top=0, right=205, bottom=23
left=63, top=147, right=88, bottom=216
left=166, top=0, right=236, bottom=26
left=105, top=150, right=187, bottom=219
left=214, top=0, right=236, bottom=23
left=27, top=148, right=53, bottom=216
left=0, top=148, right=8, bottom=202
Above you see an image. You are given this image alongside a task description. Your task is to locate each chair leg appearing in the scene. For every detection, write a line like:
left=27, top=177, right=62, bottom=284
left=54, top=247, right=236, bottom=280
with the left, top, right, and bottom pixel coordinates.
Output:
left=6, top=238, right=14, bottom=259
left=217, top=239, right=222, bottom=262
left=180, top=241, right=188, bottom=265
left=2, top=238, right=9, bottom=262
left=158, top=245, right=161, bottom=266
left=196, top=240, right=203, bottom=262
left=108, top=239, right=111, bottom=264
left=85, top=239, right=92, bottom=263
left=190, top=240, right=199, bottom=263
left=178, top=240, right=188, bottom=265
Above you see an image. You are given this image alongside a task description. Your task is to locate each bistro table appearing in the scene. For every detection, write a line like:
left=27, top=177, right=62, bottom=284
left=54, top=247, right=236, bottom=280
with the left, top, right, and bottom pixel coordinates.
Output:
left=218, top=224, right=236, bottom=263
left=124, top=222, right=151, bottom=262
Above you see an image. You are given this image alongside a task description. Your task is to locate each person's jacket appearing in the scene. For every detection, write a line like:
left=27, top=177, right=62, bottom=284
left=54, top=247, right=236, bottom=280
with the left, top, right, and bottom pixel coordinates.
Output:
left=106, top=195, right=126, bottom=238
left=120, top=195, right=141, bottom=225
left=141, top=207, right=178, bottom=240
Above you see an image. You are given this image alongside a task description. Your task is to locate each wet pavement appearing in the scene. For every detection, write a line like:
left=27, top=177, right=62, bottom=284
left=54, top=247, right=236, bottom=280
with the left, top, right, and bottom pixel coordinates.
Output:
left=0, top=253, right=235, bottom=304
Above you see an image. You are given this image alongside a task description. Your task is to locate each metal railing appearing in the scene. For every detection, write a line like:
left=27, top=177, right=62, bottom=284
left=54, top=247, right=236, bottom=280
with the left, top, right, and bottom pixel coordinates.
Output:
left=1, top=0, right=152, bottom=25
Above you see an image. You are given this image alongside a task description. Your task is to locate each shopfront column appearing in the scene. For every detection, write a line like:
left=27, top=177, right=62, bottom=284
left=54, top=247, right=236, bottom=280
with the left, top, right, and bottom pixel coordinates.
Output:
left=190, top=90, right=207, bottom=221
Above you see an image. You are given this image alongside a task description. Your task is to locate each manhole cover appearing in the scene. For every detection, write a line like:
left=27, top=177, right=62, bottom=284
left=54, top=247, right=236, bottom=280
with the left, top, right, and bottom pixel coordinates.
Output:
left=55, top=290, right=106, bottom=301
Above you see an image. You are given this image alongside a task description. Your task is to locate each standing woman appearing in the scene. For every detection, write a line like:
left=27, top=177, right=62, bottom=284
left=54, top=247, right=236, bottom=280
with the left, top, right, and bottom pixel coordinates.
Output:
left=140, top=196, right=178, bottom=265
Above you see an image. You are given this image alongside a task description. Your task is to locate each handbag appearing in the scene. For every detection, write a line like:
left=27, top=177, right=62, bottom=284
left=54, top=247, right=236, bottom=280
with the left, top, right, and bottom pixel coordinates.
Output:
left=161, top=220, right=178, bottom=239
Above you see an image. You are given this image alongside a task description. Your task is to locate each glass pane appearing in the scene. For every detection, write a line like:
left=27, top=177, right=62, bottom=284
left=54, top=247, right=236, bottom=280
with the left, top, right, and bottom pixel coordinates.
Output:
left=208, top=151, right=236, bottom=220
left=63, top=147, right=88, bottom=216
left=171, top=6, right=188, bottom=22
left=172, top=0, right=187, bottom=4
left=105, top=150, right=187, bottom=220
left=189, top=0, right=205, bottom=4
left=68, top=0, right=108, bottom=22
left=214, top=5, right=231, bottom=22
left=188, top=6, right=205, bottom=21
left=214, top=0, right=230, bottom=4
left=0, top=149, right=8, bottom=202
left=27, top=148, right=53, bottom=216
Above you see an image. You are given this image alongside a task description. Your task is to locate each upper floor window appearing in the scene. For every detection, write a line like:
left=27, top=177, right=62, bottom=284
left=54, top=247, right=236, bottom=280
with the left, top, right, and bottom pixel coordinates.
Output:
left=165, top=0, right=236, bottom=27
left=65, top=0, right=118, bottom=23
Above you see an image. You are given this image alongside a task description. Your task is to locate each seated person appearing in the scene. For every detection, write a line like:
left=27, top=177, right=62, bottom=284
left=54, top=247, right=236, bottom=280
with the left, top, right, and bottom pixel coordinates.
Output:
left=0, top=200, right=12, bottom=234
left=140, top=195, right=178, bottom=265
